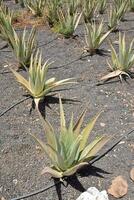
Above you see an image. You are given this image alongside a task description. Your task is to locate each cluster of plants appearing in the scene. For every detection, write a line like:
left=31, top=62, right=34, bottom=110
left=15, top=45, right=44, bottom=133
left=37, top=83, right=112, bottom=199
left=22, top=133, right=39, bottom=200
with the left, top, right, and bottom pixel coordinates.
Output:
left=0, top=0, right=134, bottom=181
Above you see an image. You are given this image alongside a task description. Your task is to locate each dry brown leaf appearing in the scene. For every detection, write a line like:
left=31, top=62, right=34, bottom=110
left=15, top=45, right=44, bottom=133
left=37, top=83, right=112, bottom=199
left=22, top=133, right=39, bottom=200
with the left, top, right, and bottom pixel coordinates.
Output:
left=108, top=176, right=128, bottom=198
left=130, top=168, right=134, bottom=181
left=100, top=70, right=122, bottom=81
left=100, top=70, right=130, bottom=81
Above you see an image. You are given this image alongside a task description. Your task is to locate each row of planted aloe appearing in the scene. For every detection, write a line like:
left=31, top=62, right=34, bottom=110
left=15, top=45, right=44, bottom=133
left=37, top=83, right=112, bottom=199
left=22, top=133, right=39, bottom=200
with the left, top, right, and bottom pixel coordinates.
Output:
left=0, top=0, right=134, bottom=179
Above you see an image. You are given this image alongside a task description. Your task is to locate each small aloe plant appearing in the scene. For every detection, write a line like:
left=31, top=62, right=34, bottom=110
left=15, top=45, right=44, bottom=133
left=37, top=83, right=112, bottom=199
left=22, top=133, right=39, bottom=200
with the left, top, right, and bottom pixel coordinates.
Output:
left=84, top=21, right=111, bottom=55
left=0, top=1, right=11, bottom=15
left=100, top=33, right=134, bottom=82
left=46, top=0, right=62, bottom=27
left=31, top=98, right=110, bottom=178
left=0, top=8, right=13, bottom=43
left=114, top=0, right=129, bottom=21
left=82, top=0, right=98, bottom=23
left=108, top=1, right=128, bottom=31
left=0, top=8, right=36, bottom=68
left=10, top=50, right=74, bottom=108
left=97, top=0, right=107, bottom=14
left=55, top=6, right=82, bottom=38
left=25, top=0, right=46, bottom=17
left=12, top=28, right=37, bottom=68
left=67, top=0, right=81, bottom=15
left=129, top=0, right=134, bottom=11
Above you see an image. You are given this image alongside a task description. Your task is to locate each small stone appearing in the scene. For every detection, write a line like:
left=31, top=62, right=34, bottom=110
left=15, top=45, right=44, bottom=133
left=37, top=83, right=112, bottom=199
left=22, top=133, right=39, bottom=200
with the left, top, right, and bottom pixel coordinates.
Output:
left=108, top=176, right=128, bottom=198
left=119, top=141, right=125, bottom=145
left=98, top=191, right=109, bottom=200
left=3, top=65, right=8, bottom=68
left=100, top=123, right=106, bottom=127
left=77, top=187, right=109, bottom=200
left=13, top=179, right=18, bottom=185
left=76, top=191, right=95, bottom=200
left=87, top=187, right=99, bottom=197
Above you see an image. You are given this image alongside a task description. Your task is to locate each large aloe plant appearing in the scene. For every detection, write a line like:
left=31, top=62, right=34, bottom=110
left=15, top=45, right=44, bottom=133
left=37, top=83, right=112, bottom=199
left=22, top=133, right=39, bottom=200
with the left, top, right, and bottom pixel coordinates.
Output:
left=31, top=98, right=110, bottom=178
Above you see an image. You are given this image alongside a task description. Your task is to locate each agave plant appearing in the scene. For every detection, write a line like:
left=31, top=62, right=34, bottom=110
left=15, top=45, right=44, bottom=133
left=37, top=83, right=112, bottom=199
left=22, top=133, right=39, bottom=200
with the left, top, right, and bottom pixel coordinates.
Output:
left=10, top=50, right=74, bottom=107
left=97, top=0, right=107, bottom=14
left=82, top=0, right=98, bottom=23
left=84, top=21, right=111, bottom=55
left=100, top=33, right=134, bottom=82
left=25, top=0, right=46, bottom=17
left=55, top=6, right=82, bottom=38
left=31, top=98, right=110, bottom=178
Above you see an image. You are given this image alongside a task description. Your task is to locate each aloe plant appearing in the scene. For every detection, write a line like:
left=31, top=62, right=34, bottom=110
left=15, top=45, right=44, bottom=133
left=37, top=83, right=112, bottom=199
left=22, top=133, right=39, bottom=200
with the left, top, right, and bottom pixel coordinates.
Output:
left=0, top=18, right=36, bottom=68
left=31, top=98, right=110, bottom=178
left=129, top=0, right=134, bottom=11
left=25, top=0, right=46, bottom=17
left=0, top=1, right=9, bottom=14
left=12, top=28, right=37, bottom=68
left=46, top=0, right=62, bottom=27
left=55, top=6, right=82, bottom=38
left=0, top=8, right=15, bottom=46
left=115, top=0, right=129, bottom=21
left=10, top=50, right=74, bottom=107
left=82, top=0, right=98, bottom=23
left=108, top=0, right=129, bottom=31
left=100, top=33, right=134, bottom=81
left=0, top=2, right=23, bottom=23
left=67, top=0, right=81, bottom=15
left=0, top=7, right=36, bottom=68
left=84, top=21, right=111, bottom=55
left=97, top=0, right=107, bottom=14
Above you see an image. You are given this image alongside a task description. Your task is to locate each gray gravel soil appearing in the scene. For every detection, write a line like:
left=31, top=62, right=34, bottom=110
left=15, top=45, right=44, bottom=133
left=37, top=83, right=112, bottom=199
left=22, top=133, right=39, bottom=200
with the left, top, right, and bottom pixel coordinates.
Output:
left=0, top=1, right=134, bottom=200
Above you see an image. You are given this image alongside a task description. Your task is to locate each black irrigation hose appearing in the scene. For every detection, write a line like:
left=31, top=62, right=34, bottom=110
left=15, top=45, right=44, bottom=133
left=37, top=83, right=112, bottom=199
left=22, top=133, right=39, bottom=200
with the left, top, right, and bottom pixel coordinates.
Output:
left=11, top=181, right=62, bottom=200
left=50, top=53, right=90, bottom=70
left=90, top=129, right=134, bottom=165
left=0, top=96, right=30, bottom=118
left=11, top=128, right=134, bottom=200
left=37, top=36, right=58, bottom=48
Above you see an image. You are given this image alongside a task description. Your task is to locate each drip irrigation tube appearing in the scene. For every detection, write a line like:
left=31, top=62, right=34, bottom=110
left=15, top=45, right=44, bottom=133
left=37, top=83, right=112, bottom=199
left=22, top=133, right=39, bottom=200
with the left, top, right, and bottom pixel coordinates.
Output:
left=0, top=96, right=30, bottom=118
